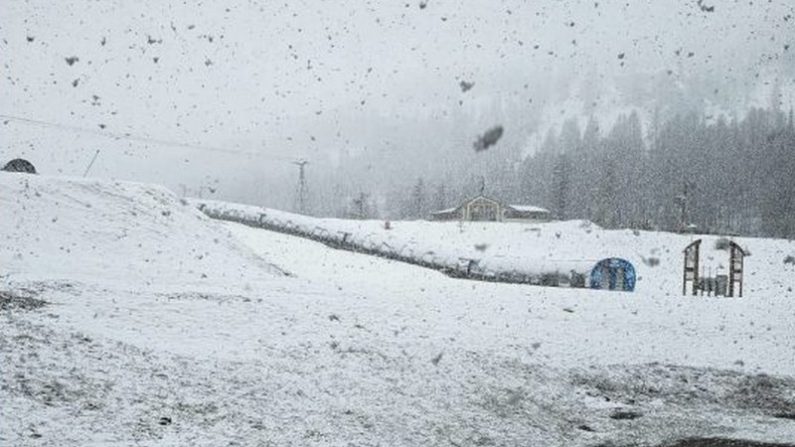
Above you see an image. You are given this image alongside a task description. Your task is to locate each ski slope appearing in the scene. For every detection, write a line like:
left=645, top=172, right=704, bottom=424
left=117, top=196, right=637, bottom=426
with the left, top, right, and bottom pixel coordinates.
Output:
left=2, top=173, right=794, bottom=446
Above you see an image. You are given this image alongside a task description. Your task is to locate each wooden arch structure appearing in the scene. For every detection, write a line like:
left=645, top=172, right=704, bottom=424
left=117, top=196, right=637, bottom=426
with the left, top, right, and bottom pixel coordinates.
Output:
left=682, top=239, right=747, bottom=297
left=683, top=239, right=701, bottom=295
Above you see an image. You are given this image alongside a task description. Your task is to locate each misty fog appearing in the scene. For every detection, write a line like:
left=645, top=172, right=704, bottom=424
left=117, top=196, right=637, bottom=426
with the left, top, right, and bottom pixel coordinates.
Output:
left=5, top=3, right=795, bottom=446
left=2, top=0, right=794, bottom=235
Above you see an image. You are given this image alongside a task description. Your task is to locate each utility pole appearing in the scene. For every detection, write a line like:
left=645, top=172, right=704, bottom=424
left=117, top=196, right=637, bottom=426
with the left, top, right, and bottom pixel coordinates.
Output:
left=675, top=181, right=695, bottom=233
left=292, top=160, right=309, bottom=214
left=676, top=181, right=688, bottom=232
left=352, top=192, right=369, bottom=219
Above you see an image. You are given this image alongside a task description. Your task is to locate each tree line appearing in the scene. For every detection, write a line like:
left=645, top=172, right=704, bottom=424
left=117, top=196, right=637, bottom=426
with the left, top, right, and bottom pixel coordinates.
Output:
left=385, top=106, right=794, bottom=239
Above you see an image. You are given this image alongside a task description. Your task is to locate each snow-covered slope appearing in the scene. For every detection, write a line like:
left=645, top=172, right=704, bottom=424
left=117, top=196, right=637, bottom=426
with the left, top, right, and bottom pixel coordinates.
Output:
left=0, top=172, right=283, bottom=291
left=227, top=221, right=795, bottom=375
left=2, top=174, right=794, bottom=446
left=195, top=199, right=795, bottom=298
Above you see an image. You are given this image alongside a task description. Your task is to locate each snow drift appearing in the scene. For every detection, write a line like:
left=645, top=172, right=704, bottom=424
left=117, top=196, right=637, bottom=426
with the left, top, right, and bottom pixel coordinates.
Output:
left=0, top=172, right=283, bottom=290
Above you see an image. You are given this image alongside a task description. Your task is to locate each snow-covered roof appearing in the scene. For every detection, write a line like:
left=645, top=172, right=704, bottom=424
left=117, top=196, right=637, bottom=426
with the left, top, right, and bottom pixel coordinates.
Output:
left=431, top=207, right=458, bottom=214
left=465, top=195, right=502, bottom=205
left=507, top=205, right=550, bottom=213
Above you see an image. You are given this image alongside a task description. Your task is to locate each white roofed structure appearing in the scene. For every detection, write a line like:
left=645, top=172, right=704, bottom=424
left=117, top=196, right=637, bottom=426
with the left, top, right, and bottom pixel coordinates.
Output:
left=430, top=195, right=553, bottom=222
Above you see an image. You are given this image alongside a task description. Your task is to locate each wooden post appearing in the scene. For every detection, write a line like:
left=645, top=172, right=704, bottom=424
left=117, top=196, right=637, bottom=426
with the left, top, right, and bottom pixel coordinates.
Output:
left=728, top=241, right=746, bottom=298
left=683, top=239, right=701, bottom=296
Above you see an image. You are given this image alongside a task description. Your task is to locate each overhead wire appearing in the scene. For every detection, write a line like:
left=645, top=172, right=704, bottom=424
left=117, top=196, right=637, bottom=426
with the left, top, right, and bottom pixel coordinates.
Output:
left=0, top=113, right=304, bottom=163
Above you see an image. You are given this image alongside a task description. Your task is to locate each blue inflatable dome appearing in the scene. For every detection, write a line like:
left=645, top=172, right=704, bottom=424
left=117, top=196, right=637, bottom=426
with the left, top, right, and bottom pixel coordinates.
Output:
left=589, top=258, right=636, bottom=292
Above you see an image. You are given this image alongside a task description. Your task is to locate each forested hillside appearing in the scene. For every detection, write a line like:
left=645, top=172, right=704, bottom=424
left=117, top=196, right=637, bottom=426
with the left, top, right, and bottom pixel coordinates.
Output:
left=390, top=107, right=795, bottom=239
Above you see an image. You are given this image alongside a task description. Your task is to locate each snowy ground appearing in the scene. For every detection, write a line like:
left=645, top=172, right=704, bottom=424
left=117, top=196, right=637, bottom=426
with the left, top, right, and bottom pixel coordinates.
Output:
left=2, top=173, right=795, bottom=446
left=194, top=199, right=795, bottom=298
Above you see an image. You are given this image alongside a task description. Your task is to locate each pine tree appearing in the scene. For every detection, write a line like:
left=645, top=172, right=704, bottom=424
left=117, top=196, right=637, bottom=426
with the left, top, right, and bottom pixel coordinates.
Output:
left=552, top=153, right=571, bottom=220
left=433, top=182, right=447, bottom=212
left=411, top=178, right=427, bottom=218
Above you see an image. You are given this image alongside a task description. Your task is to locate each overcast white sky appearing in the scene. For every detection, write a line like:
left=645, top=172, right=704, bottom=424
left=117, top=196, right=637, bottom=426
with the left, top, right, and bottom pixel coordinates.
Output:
left=2, top=0, right=793, bottom=204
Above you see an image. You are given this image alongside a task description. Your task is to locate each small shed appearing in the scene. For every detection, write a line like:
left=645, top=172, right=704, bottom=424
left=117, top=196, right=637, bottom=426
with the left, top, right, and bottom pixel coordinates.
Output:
left=504, top=205, right=552, bottom=222
left=589, top=258, right=636, bottom=292
left=430, top=207, right=459, bottom=221
left=430, top=195, right=552, bottom=223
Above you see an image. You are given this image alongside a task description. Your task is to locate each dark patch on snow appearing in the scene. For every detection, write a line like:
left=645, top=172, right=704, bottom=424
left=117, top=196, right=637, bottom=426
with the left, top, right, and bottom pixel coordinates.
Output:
left=663, top=438, right=795, bottom=447
left=540, top=273, right=561, bottom=286
left=459, top=80, right=474, bottom=92
left=0, top=290, right=47, bottom=311
left=729, top=373, right=795, bottom=414
left=609, top=410, right=642, bottom=420
left=642, top=256, right=660, bottom=267
left=772, top=412, right=795, bottom=420
left=570, top=364, right=795, bottom=425
left=64, top=56, right=79, bottom=66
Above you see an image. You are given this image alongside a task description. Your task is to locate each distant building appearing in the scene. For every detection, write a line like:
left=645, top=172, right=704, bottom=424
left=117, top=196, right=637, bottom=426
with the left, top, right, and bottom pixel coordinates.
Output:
left=430, top=195, right=552, bottom=222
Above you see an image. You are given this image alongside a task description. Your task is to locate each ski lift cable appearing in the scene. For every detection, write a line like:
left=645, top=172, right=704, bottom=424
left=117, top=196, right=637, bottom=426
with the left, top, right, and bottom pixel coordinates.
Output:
left=0, top=113, right=305, bottom=163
